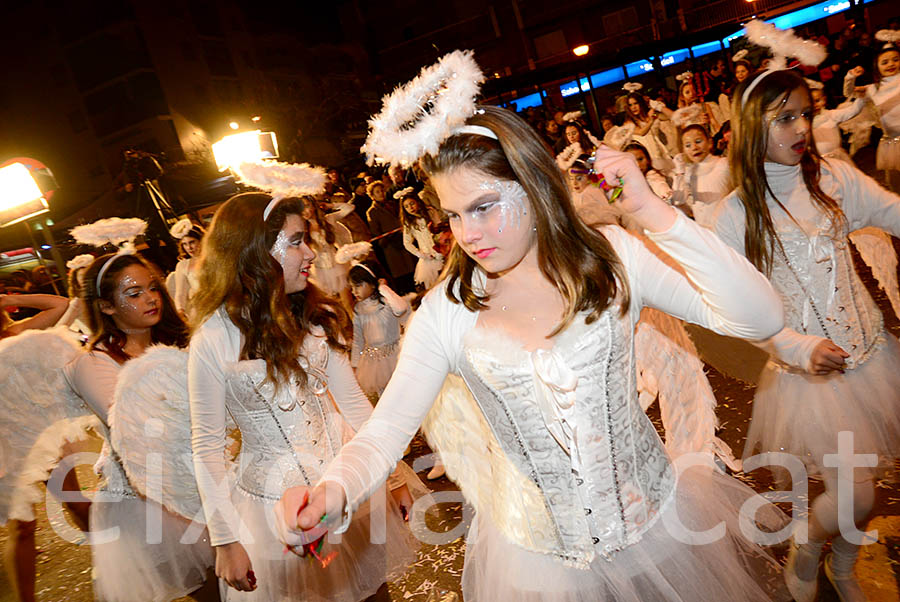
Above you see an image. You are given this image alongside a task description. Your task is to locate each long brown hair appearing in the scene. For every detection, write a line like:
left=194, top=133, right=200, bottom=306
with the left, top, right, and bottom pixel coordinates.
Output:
left=420, top=105, right=629, bottom=336
left=191, top=193, right=350, bottom=389
left=83, top=254, right=188, bottom=363
left=729, top=69, right=845, bottom=275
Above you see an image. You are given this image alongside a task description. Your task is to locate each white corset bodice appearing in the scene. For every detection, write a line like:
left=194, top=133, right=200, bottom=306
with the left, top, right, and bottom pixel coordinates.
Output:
left=223, top=336, right=349, bottom=500
left=770, top=213, right=884, bottom=369
left=458, top=310, right=675, bottom=567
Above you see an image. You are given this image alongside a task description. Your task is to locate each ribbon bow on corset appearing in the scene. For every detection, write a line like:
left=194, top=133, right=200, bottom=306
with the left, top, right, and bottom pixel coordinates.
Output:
left=796, top=223, right=842, bottom=334
left=531, top=349, right=583, bottom=474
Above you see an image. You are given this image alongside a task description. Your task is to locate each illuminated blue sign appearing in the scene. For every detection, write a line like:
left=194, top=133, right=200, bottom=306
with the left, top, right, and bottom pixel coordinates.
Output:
left=661, top=48, right=690, bottom=67
left=590, top=68, right=625, bottom=88
left=560, top=77, right=590, bottom=97
left=726, top=0, right=871, bottom=47
left=693, top=40, right=723, bottom=57
left=624, top=59, right=654, bottom=78
left=509, top=91, right=543, bottom=110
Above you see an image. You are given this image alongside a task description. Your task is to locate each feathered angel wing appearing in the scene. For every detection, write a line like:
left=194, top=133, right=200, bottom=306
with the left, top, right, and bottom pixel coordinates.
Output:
left=109, top=345, right=225, bottom=522
left=0, top=329, right=99, bottom=522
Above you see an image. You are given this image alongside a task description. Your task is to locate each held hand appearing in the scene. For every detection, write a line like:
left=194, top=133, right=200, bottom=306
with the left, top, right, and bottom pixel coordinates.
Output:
left=809, top=339, right=850, bottom=375
left=275, top=482, right=346, bottom=556
left=215, top=542, right=256, bottom=592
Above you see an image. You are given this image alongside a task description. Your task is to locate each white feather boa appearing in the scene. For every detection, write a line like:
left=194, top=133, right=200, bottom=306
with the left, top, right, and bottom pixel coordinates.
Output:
left=361, top=49, right=485, bottom=166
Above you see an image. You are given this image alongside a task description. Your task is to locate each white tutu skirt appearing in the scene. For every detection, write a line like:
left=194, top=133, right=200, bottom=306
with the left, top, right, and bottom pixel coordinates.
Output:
left=225, top=485, right=417, bottom=601
left=311, top=263, right=349, bottom=297
left=744, top=334, right=900, bottom=477
left=90, top=491, right=214, bottom=602
left=414, top=256, right=443, bottom=289
left=356, top=344, right=399, bottom=398
left=461, top=466, right=788, bottom=601
left=876, top=134, right=900, bottom=171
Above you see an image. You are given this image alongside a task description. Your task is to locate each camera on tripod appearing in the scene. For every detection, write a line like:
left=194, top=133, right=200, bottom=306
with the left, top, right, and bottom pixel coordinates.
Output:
left=122, top=149, right=164, bottom=185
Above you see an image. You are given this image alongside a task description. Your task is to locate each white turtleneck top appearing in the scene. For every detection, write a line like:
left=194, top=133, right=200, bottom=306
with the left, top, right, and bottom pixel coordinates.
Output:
left=712, top=159, right=900, bottom=371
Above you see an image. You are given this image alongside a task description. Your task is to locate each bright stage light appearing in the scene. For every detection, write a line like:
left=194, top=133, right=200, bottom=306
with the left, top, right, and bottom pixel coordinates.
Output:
left=0, top=163, right=49, bottom=228
left=573, top=45, right=589, bottom=57
left=229, top=121, right=240, bottom=130
left=211, top=130, right=279, bottom=172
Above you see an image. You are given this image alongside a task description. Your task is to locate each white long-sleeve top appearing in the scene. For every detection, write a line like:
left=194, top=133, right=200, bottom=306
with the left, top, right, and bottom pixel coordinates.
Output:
left=402, top=218, right=439, bottom=259
left=813, top=97, right=865, bottom=157
left=351, top=284, right=409, bottom=367
left=320, top=212, right=784, bottom=519
left=711, top=160, right=900, bottom=372
left=64, top=350, right=120, bottom=428
left=846, top=73, right=900, bottom=138
left=670, top=154, right=731, bottom=228
left=189, top=308, right=376, bottom=545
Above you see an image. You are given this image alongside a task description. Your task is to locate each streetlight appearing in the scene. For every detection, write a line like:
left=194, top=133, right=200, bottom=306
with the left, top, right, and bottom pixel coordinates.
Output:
left=573, top=45, right=589, bottom=57
left=0, top=163, right=49, bottom=228
left=211, top=130, right=279, bottom=172
left=229, top=121, right=240, bottom=130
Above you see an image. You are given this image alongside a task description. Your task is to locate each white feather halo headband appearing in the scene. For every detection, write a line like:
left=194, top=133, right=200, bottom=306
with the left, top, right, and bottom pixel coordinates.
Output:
left=361, top=50, right=486, bottom=167
left=230, top=160, right=327, bottom=220
left=804, top=78, right=824, bottom=90
left=562, top=111, right=583, bottom=123
left=66, top=254, right=94, bottom=271
left=732, top=49, right=749, bottom=63
left=556, top=142, right=582, bottom=172
left=672, top=103, right=705, bottom=127
left=875, top=29, right=900, bottom=46
left=741, top=20, right=827, bottom=105
left=393, top=186, right=416, bottom=200
left=169, top=218, right=194, bottom=239
left=675, top=71, right=693, bottom=83
left=335, top=241, right=376, bottom=277
left=622, top=82, right=643, bottom=93
left=70, top=217, right=148, bottom=295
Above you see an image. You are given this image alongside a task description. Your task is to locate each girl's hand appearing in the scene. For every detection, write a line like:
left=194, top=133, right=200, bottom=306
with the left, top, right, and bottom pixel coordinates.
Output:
left=848, top=66, right=864, bottom=78
left=275, top=482, right=346, bottom=555
left=390, top=484, right=414, bottom=521
left=215, top=542, right=256, bottom=592
left=809, top=339, right=849, bottom=375
left=594, top=145, right=676, bottom=232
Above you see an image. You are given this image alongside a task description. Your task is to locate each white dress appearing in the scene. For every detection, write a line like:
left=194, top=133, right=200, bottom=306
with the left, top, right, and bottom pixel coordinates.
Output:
left=64, top=350, right=214, bottom=602
left=320, top=213, right=789, bottom=601
left=846, top=72, right=900, bottom=174
left=351, top=284, right=409, bottom=398
left=670, top=154, right=731, bottom=228
left=310, top=204, right=355, bottom=296
left=403, top=218, right=444, bottom=289
left=189, top=310, right=417, bottom=601
left=171, top=257, right=200, bottom=313
left=711, top=160, right=900, bottom=476
left=813, top=97, right=865, bottom=163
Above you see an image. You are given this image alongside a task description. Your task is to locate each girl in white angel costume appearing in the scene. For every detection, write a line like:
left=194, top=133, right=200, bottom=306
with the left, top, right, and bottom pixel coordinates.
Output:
left=168, top=219, right=205, bottom=317
left=711, top=22, right=900, bottom=601
left=277, top=51, right=790, bottom=601
left=64, top=247, right=215, bottom=601
left=188, top=190, right=421, bottom=600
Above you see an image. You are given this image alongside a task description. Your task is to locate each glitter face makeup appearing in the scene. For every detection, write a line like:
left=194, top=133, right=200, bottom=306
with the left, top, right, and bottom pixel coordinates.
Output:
left=102, top=264, right=163, bottom=332
left=433, top=168, right=537, bottom=275
left=476, top=179, right=529, bottom=234
left=765, top=87, right=812, bottom=166
left=270, top=213, right=316, bottom=294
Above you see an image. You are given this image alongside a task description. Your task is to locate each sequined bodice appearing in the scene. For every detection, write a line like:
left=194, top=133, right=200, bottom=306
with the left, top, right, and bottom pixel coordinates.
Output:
left=223, top=336, right=349, bottom=499
left=770, top=215, right=883, bottom=369
left=459, top=310, right=675, bottom=567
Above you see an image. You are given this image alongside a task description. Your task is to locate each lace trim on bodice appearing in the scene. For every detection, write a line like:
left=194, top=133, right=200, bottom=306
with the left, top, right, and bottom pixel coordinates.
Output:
left=223, top=336, right=349, bottom=499
left=458, top=310, right=674, bottom=567
left=771, top=214, right=883, bottom=369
